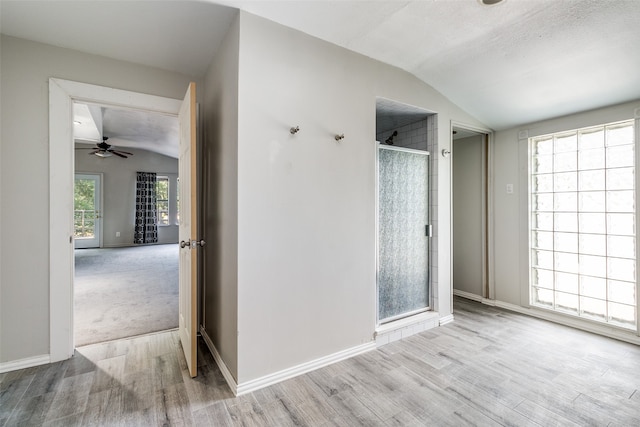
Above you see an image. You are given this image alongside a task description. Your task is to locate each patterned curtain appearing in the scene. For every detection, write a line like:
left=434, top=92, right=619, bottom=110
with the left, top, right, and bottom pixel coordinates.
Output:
left=134, top=172, right=158, bottom=244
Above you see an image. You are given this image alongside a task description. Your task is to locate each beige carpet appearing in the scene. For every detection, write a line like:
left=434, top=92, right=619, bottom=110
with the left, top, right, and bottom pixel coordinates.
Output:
left=74, top=244, right=179, bottom=346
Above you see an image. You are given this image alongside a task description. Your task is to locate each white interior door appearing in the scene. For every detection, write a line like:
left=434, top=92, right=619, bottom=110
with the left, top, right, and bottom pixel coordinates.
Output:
left=178, top=82, right=198, bottom=377
left=74, top=173, right=102, bottom=249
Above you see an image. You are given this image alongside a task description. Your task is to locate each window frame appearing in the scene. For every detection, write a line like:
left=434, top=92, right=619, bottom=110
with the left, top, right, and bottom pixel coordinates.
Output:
left=527, top=119, right=637, bottom=331
left=155, top=175, right=170, bottom=226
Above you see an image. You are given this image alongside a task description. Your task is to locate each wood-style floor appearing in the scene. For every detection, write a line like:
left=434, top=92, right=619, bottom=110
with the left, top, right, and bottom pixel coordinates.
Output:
left=2, top=297, right=640, bottom=426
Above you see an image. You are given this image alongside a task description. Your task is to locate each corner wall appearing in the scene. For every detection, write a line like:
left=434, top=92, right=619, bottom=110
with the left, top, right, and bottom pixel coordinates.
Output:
left=493, top=100, right=640, bottom=312
left=0, top=35, right=198, bottom=364
left=201, top=13, right=240, bottom=381
left=235, top=11, right=487, bottom=385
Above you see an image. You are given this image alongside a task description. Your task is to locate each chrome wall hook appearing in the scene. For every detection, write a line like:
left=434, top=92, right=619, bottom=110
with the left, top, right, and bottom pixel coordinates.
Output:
left=290, top=126, right=300, bottom=135
left=335, top=134, right=345, bottom=141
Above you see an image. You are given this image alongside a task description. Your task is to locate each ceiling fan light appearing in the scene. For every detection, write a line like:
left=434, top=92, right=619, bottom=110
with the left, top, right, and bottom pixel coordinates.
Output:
left=95, top=151, right=112, bottom=158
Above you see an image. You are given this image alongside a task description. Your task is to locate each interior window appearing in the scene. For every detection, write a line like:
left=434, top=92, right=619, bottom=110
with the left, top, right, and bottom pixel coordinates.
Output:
left=529, top=120, right=636, bottom=330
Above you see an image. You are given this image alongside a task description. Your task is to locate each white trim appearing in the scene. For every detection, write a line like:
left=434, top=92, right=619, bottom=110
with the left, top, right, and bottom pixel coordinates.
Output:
left=49, top=78, right=182, bottom=363
left=0, top=354, right=50, bottom=374
left=237, top=342, right=376, bottom=397
left=453, top=289, right=483, bottom=302
left=439, top=314, right=455, bottom=325
left=200, top=326, right=238, bottom=396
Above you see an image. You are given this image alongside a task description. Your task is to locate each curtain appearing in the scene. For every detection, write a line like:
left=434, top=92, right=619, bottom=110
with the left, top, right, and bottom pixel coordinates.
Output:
left=134, top=172, right=158, bottom=244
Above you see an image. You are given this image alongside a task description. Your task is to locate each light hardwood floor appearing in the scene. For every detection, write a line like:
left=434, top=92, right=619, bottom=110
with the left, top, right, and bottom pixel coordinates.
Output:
left=2, top=297, right=640, bottom=426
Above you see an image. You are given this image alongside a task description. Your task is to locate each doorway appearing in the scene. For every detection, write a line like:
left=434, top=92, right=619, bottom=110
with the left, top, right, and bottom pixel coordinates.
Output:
left=49, top=78, right=189, bottom=363
left=72, top=100, right=181, bottom=346
left=452, top=125, right=491, bottom=299
left=74, top=173, right=102, bottom=249
left=375, top=97, right=436, bottom=330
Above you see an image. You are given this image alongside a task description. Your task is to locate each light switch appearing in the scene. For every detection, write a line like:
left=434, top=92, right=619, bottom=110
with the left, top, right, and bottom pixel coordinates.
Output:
left=506, top=184, right=514, bottom=194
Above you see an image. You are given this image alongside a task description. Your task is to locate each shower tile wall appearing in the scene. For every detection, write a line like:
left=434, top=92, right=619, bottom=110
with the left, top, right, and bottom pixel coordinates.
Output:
left=377, top=116, right=439, bottom=311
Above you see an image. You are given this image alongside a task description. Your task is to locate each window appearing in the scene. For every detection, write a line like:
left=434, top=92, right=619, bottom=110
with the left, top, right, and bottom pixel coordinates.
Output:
left=156, top=176, right=170, bottom=226
left=530, top=120, right=636, bottom=330
left=176, top=177, right=180, bottom=225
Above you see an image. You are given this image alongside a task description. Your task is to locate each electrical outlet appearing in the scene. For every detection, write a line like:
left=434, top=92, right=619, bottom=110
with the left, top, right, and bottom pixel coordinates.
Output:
left=116, top=231, right=121, bottom=237
left=506, top=184, right=514, bottom=194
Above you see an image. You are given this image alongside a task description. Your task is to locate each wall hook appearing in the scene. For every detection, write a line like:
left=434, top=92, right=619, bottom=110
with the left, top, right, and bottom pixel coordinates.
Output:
left=290, top=126, right=300, bottom=135
left=335, top=134, right=345, bottom=141
left=441, top=149, right=451, bottom=158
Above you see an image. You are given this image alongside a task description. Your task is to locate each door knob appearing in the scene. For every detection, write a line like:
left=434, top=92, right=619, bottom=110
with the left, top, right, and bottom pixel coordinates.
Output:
left=180, top=240, right=190, bottom=248
left=197, top=239, right=206, bottom=247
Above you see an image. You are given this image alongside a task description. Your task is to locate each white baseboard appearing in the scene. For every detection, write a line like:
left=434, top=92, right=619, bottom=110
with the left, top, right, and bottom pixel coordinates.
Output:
left=454, top=291, right=640, bottom=346
left=235, top=341, right=376, bottom=396
left=200, top=326, right=238, bottom=396
left=439, top=314, right=455, bottom=325
left=452, top=289, right=484, bottom=302
left=0, top=354, right=50, bottom=373
left=202, top=326, right=376, bottom=397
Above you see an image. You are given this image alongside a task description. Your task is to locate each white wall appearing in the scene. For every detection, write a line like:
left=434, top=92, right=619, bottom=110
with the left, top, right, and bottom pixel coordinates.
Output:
left=202, top=12, right=240, bottom=381
left=493, top=100, right=640, bottom=309
left=0, top=35, right=198, bottom=364
left=453, top=135, right=484, bottom=297
left=235, top=12, right=486, bottom=384
left=75, top=147, right=179, bottom=247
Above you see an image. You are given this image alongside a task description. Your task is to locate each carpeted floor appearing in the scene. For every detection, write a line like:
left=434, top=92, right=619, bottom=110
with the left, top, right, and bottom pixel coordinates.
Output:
left=74, top=244, right=179, bottom=346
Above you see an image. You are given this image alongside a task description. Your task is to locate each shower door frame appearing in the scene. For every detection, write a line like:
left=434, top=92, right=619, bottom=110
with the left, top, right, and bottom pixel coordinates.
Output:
left=375, top=143, right=431, bottom=325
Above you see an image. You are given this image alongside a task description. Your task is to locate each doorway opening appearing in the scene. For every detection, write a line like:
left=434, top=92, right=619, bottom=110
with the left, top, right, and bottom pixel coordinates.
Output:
left=374, top=97, right=440, bottom=344
left=48, top=78, right=190, bottom=363
left=452, top=124, right=492, bottom=301
left=72, top=101, right=180, bottom=346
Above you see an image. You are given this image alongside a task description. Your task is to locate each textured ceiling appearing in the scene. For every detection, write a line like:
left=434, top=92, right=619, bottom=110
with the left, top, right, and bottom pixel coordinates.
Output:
left=3, top=0, right=640, bottom=134
left=73, top=103, right=179, bottom=159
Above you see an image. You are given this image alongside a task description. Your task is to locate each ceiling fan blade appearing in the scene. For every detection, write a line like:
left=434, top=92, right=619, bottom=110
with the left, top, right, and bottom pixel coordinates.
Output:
left=111, top=151, right=128, bottom=158
left=88, top=150, right=99, bottom=155
left=75, top=147, right=98, bottom=150
left=112, top=150, right=133, bottom=156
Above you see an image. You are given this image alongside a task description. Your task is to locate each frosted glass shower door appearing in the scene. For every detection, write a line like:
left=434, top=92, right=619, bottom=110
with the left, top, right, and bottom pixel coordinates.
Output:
left=378, top=146, right=430, bottom=323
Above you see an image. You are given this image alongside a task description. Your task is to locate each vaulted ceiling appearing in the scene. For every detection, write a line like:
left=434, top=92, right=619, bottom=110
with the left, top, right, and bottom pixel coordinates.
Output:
left=3, top=0, right=639, bottom=140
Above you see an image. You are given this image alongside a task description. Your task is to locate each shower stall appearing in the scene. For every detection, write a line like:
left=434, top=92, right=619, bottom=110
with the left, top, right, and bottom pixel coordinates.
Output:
left=377, top=145, right=431, bottom=323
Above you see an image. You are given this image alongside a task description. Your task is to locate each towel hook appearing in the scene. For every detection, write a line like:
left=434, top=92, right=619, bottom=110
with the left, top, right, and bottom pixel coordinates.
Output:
left=335, top=134, right=345, bottom=141
left=290, top=126, right=300, bottom=135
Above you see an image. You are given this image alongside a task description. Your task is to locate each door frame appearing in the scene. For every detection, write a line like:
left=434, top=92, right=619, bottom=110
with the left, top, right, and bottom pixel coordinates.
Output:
left=449, top=121, right=494, bottom=304
left=73, top=172, right=103, bottom=249
left=375, top=143, right=431, bottom=326
left=49, top=78, right=182, bottom=362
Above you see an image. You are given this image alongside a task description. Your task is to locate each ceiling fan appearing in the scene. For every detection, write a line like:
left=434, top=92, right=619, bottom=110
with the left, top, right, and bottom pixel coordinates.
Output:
left=76, top=137, right=133, bottom=158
